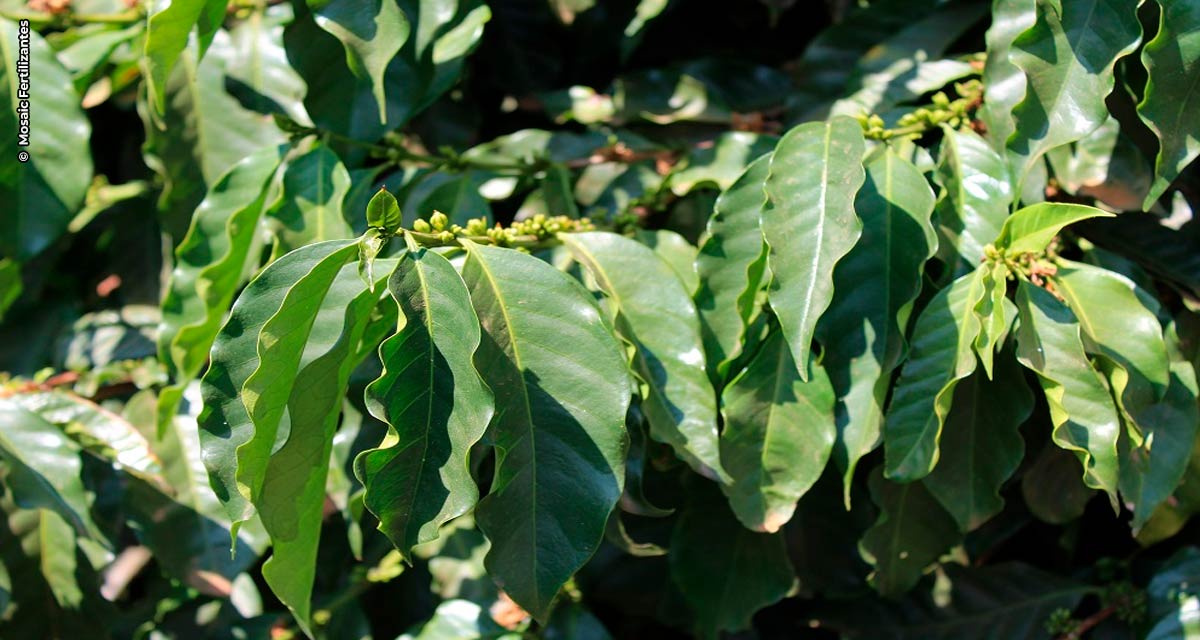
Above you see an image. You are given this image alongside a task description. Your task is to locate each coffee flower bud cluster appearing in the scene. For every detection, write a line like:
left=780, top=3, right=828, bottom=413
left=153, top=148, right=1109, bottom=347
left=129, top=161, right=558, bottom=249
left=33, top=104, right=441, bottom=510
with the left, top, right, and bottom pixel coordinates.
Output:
left=410, top=211, right=595, bottom=247
left=856, top=79, right=984, bottom=140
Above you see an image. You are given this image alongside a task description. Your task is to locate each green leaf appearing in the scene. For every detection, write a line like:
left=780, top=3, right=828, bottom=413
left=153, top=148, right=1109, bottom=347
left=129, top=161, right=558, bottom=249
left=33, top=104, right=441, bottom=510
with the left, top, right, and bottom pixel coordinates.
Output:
left=859, top=468, right=960, bottom=597
left=157, top=146, right=284, bottom=430
left=124, top=388, right=268, bottom=596
left=264, top=142, right=355, bottom=255
left=1005, top=0, right=1142, bottom=192
left=818, top=147, right=937, bottom=503
left=972, top=263, right=1014, bottom=379
left=1, top=19, right=94, bottom=260
left=1138, top=0, right=1200, bottom=208
left=993, top=202, right=1114, bottom=255
left=933, top=126, right=1014, bottom=276
left=1021, top=442, right=1094, bottom=524
left=1014, top=281, right=1120, bottom=501
left=311, top=0, right=410, bottom=122
left=1118, top=325, right=1199, bottom=530
left=460, top=241, right=630, bottom=622
left=141, top=35, right=286, bottom=233
left=762, top=116, right=867, bottom=380
left=719, top=331, right=835, bottom=532
left=0, top=495, right=97, bottom=631
left=923, top=354, right=1033, bottom=532
left=561, top=231, right=723, bottom=482
left=694, top=154, right=771, bottom=383
left=1054, top=260, right=1169, bottom=404
left=198, top=241, right=366, bottom=527
left=980, top=0, right=1037, bottom=152
left=670, top=482, right=796, bottom=639
left=356, top=242, right=494, bottom=558
left=636, top=229, right=698, bottom=295
left=255, top=253, right=385, bottom=633
left=0, top=405, right=103, bottom=542
left=883, top=268, right=988, bottom=481
left=142, top=0, right=226, bottom=110
left=216, top=6, right=311, bottom=124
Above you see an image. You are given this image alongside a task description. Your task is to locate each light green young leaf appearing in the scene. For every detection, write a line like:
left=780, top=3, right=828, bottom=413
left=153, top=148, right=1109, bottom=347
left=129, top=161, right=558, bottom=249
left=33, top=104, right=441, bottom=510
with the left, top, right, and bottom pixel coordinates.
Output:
left=1015, top=281, right=1120, bottom=502
left=859, top=468, right=960, bottom=597
left=311, top=0, right=411, bottom=122
left=1005, top=0, right=1141, bottom=193
left=236, top=241, right=362, bottom=526
left=561, top=231, right=724, bottom=482
left=1138, top=0, right=1200, bottom=208
left=143, top=0, right=226, bottom=111
left=719, top=331, right=835, bottom=532
left=883, top=267, right=987, bottom=481
left=694, top=154, right=771, bottom=383
left=762, top=116, right=866, bottom=380
left=356, top=242, right=494, bottom=558
left=1054, top=260, right=1169, bottom=405
left=818, top=148, right=937, bottom=504
left=0, top=405, right=104, bottom=542
left=264, top=142, right=355, bottom=255
left=973, top=263, right=1013, bottom=379
left=670, top=482, right=795, bottom=639
left=366, top=188, right=402, bottom=233
left=924, top=354, right=1033, bottom=532
left=933, top=126, right=1013, bottom=276
left=993, top=202, right=1114, bottom=255
left=461, top=241, right=630, bottom=622
left=980, top=0, right=1036, bottom=152
left=198, top=241, right=364, bottom=527
left=0, top=19, right=93, bottom=261
left=256, top=257, right=386, bottom=634
left=157, top=146, right=284, bottom=431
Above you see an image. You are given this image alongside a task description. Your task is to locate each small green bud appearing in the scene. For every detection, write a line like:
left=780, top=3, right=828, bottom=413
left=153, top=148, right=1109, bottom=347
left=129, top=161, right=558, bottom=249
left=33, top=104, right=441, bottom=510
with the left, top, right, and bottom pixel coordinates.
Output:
left=438, top=230, right=455, bottom=243
left=430, top=211, right=449, bottom=231
left=413, top=219, right=432, bottom=233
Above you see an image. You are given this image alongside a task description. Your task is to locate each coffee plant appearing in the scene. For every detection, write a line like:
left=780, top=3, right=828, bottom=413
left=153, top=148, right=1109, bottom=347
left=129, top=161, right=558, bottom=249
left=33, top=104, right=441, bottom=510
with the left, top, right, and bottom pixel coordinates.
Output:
left=3, top=0, right=1200, bottom=637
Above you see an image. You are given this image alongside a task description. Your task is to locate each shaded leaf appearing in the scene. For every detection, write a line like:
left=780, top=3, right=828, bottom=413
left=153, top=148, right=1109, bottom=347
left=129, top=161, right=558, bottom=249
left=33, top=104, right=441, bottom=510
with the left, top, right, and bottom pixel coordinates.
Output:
left=719, top=331, right=835, bottom=532
left=461, top=241, right=630, bottom=622
left=1014, top=281, right=1120, bottom=501
left=311, top=0, right=410, bottom=121
left=1137, top=0, right=1200, bottom=208
left=562, top=231, right=723, bottom=482
left=859, top=468, right=959, bottom=597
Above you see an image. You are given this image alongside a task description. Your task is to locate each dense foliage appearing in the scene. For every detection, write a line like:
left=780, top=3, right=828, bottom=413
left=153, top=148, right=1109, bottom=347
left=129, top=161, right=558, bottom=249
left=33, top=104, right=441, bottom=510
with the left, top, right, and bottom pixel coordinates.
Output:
left=2, top=0, right=1200, bottom=637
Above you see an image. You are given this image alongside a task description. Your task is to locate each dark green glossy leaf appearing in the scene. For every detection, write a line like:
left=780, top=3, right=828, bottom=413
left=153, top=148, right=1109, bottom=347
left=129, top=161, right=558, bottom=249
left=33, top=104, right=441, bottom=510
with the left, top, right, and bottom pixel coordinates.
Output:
left=1, top=19, right=93, bottom=261
left=859, top=468, right=959, bottom=597
left=142, top=0, right=225, bottom=110
left=980, top=0, right=1036, bottom=152
left=884, top=268, right=987, bottom=481
left=461, top=241, right=630, bottom=622
left=1005, top=0, right=1141, bottom=192
left=311, top=0, right=410, bottom=121
left=561, top=231, right=723, bottom=482
left=1138, top=0, right=1200, bottom=208
left=264, top=142, right=355, bottom=255
left=216, top=5, right=310, bottom=124
left=356, top=243, right=494, bottom=557
left=719, top=331, right=835, bottom=532
left=819, top=147, right=937, bottom=502
left=993, top=202, right=1114, bottom=255
left=933, top=126, right=1013, bottom=276
left=694, top=154, right=770, bottom=383
left=1014, top=281, right=1120, bottom=501
left=924, top=354, right=1032, bottom=532
left=762, top=116, right=866, bottom=379
left=670, top=482, right=795, bottom=639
